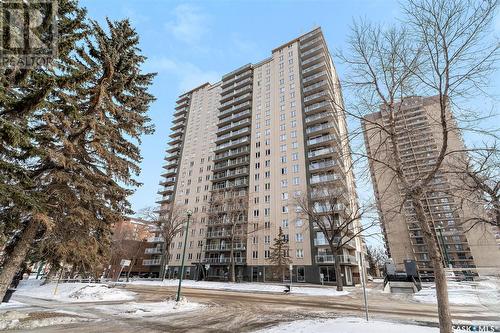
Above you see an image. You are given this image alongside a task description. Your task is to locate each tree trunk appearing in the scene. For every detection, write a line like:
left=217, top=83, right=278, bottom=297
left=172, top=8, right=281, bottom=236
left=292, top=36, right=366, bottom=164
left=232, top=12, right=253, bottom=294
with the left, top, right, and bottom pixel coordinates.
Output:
left=413, top=197, right=453, bottom=333
left=0, top=221, right=39, bottom=300
left=334, top=246, right=344, bottom=292
left=229, top=224, right=236, bottom=282
left=162, top=249, right=170, bottom=280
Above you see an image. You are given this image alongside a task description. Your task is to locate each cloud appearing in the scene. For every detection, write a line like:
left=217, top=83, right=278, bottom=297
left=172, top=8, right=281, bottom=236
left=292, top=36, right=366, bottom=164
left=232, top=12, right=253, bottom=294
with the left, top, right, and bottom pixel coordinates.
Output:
left=165, top=4, right=210, bottom=46
left=145, top=57, right=220, bottom=92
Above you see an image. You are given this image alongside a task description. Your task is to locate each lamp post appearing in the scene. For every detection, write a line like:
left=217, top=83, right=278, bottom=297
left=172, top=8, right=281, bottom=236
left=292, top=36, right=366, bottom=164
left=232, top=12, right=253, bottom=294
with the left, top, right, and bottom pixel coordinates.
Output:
left=176, top=210, right=192, bottom=302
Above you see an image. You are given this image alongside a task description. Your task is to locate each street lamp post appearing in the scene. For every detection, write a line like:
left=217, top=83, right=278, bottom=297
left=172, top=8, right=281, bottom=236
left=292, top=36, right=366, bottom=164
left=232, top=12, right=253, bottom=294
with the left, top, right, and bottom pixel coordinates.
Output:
left=176, top=210, right=192, bottom=302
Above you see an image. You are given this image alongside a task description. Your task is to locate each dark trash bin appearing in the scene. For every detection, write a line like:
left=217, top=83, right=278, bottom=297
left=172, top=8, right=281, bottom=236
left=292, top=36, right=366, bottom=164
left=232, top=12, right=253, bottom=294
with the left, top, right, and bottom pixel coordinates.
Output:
left=2, top=288, right=15, bottom=303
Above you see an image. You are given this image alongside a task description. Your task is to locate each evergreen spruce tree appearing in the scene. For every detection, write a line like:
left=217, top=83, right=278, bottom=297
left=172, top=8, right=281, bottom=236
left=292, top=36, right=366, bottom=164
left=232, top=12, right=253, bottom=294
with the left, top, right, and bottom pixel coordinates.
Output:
left=0, top=8, right=156, bottom=299
left=267, top=227, right=292, bottom=282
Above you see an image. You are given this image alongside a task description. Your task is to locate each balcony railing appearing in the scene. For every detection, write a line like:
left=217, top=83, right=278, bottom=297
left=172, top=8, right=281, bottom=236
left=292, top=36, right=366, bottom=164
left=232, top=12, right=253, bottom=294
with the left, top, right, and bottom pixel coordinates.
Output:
left=315, top=254, right=358, bottom=265
left=145, top=247, right=162, bottom=254
left=147, top=236, right=164, bottom=243
left=309, top=159, right=336, bottom=171
left=310, top=173, right=343, bottom=184
left=220, top=92, right=252, bottom=109
left=219, top=101, right=252, bottom=117
left=217, top=118, right=251, bottom=134
left=301, top=44, right=324, bottom=58
left=219, top=109, right=251, bottom=124
left=142, top=259, right=161, bottom=266
left=307, top=134, right=335, bottom=146
left=304, top=100, right=331, bottom=113
left=215, top=136, right=249, bottom=151
left=205, top=244, right=246, bottom=251
left=216, top=127, right=250, bottom=142
left=203, top=257, right=246, bottom=264
left=308, top=147, right=336, bottom=158
left=300, top=36, right=322, bottom=50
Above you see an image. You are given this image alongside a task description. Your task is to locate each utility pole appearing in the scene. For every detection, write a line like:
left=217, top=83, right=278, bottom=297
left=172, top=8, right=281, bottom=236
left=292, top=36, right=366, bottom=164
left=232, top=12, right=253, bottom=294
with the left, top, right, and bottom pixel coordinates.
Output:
left=359, top=251, right=369, bottom=321
left=176, top=210, right=192, bottom=302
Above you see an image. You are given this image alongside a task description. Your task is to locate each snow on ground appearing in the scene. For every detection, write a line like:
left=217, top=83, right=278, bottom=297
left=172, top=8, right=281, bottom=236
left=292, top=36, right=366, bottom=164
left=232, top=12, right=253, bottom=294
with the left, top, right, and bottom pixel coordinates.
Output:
left=0, top=310, right=88, bottom=331
left=13, top=279, right=135, bottom=302
left=0, top=300, right=25, bottom=310
left=96, top=297, right=203, bottom=318
left=255, top=317, right=438, bottom=333
left=128, top=279, right=349, bottom=297
left=413, top=278, right=500, bottom=306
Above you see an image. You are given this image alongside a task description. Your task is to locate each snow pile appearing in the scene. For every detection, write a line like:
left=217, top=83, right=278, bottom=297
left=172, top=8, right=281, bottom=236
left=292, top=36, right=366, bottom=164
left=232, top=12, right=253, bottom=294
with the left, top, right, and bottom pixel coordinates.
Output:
left=0, top=310, right=86, bottom=331
left=129, top=279, right=349, bottom=297
left=255, top=317, right=438, bottom=333
left=96, top=297, right=203, bottom=318
left=414, top=278, right=500, bottom=305
left=0, top=300, right=25, bottom=309
left=14, top=279, right=135, bottom=302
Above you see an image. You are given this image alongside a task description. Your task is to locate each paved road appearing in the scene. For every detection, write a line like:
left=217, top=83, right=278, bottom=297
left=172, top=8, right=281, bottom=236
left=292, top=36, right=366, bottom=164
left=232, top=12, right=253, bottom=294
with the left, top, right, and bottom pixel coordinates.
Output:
left=3, top=283, right=499, bottom=332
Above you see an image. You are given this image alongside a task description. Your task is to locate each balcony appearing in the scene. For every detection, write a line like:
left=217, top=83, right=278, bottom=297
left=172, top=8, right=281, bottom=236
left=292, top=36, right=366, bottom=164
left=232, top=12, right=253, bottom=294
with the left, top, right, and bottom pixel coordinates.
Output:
left=304, top=100, right=332, bottom=114
left=213, top=178, right=249, bottom=190
left=307, top=134, right=335, bottom=147
left=157, top=185, right=175, bottom=195
left=305, top=112, right=330, bottom=125
left=300, top=36, right=322, bottom=50
left=145, top=247, right=162, bottom=254
left=310, top=173, right=343, bottom=185
left=221, top=68, right=252, bottom=89
left=155, top=194, right=173, bottom=204
left=171, top=121, right=185, bottom=131
left=142, top=259, right=161, bottom=266
left=203, top=257, right=246, bottom=265
left=315, top=254, right=358, bottom=265
left=205, top=244, right=246, bottom=251
left=147, top=236, right=164, bottom=243
left=302, top=53, right=326, bottom=67
left=308, top=147, right=337, bottom=159
left=215, top=127, right=250, bottom=143
left=219, top=101, right=252, bottom=118
left=301, top=44, right=324, bottom=60
left=166, top=144, right=181, bottom=153
left=309, top=159, right=337, bottom=172
left=172, top=113, right=186, bottom=123
left=221, top=77, right=253, bottom=95
left=213, top=167, right=250, bottom=180
left=160, top=177, right=176, bottom=185
left=219, top=109, right=251, bottom=126
left=302, top=61, right=326, bottom=76
left=303, top=70, right=327, bottom=85
left=303, top=80, right=329, bottom=95
left=217, top=118, right=251, bottom=135
left=214, top=136, right=249, bottom=152
left=220, top=92, right=252, bottom=110
left=220, top=84, right=253, bottom=103
left=304, top=91, right=330, bottom=105
left=161, top=168, right=177, bottom=177
left=214, top=146, right=250, bottom=161
left=300, top=29, right=321, bottom=43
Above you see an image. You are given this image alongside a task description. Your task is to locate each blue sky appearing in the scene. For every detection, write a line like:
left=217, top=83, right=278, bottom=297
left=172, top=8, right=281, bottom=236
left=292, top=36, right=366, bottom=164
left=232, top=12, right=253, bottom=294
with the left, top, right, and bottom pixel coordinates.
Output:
left=80, top=1, right=499, bottom=247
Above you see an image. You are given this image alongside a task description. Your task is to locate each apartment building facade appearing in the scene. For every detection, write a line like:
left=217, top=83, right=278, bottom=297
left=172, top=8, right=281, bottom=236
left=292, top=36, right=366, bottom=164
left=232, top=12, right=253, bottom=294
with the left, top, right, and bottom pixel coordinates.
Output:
left=149, top=28, right=365, bottom=285
left=362, top=96, right=500, bottom=279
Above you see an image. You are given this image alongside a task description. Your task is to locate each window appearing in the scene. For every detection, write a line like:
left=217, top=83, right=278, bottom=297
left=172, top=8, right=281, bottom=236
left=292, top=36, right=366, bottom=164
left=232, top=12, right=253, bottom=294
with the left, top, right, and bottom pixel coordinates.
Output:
left=290, top=130, right=297, bottom=138
left=265, top=183, right=270, bottom=190
left=265, top=208, right=270, bottom=216
left=291, top=142, right=298, bottom=149
left=254, top=209, right=259, bottom=217
left=282, top=219, right=289, bottom=228
left=252, top=251, right=258, bottom=259
left=280, top=144, right=287, bottom=152
left=265, top=195, right=270, bottom=203
left=296, top=219, right=303, bottom=227
left=281, top=156, right=287, bottom=163
left=292, top=153, right=298, bottom=161
left=265, top=250, right=270, bottom=258
left=296, top=233, right=303, bottom=242
left=280, top=134, right=286, bottom=141
left=264, top=235, right=271, bottom=244
left=281, top=167, right=288, bottom=175
left=293, top=177, right=300, bottom=185
left=296, top=249, right=304, bottom=258
left=293, top=164, right=299, bottom=173
left=281, top=192, right=289, bottom=200
left=291, top=120, right=297, bottom=128
left=282, top=206, right=289, bottom=213
left=281, top=179, right=288, bottom=188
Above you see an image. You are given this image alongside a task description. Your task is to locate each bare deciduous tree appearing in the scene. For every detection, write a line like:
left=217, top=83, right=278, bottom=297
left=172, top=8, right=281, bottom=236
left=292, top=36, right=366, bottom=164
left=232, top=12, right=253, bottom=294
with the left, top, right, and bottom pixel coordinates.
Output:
left=207, top=187, right=248, bottom=283
left=140, top=205, right=184, bottom=280
left=336, top=0, right=498, bottom=331
left=296, top=184, right=378, bottom=291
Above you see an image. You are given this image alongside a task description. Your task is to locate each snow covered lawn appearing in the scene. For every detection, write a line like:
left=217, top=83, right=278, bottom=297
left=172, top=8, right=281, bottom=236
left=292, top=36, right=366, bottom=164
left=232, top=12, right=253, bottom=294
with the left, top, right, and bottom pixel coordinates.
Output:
left=255, top=317, right=438, bottom=333
left=128, top=279, right=350, bottom=297
left=413, top=278, right=500, bottom=306
left=0, top=310, right=87, bottom=331
left=13, top=279, right=136, bottom=303
left=96, top=297, right=203, bottom=318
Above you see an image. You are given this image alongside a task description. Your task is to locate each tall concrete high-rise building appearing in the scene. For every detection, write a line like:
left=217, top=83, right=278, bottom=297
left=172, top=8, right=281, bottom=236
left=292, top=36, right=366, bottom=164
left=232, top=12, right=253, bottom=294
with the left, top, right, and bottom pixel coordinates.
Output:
left=362, top=96, right=500, bottom=279
left=148, top=27, right=365, bottom=285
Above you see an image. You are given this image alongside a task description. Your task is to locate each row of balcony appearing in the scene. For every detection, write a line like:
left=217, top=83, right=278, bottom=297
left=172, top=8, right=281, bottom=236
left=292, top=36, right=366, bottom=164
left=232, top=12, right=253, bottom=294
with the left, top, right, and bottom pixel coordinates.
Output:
left=214, top=156, right=250, bottom=171
left=219, top=109, right=251, bottom=125
left=219, top=101, right=252, bottom=118
left=221, top=68, right=252, bottom=89
left=216, top=127, right=250, bottom=143
left=313, top=238, right=356, bottom=249
left=145, top=247, right=162, bottom=254
left=213, top=177, right=249, bottom=190
left=220, top=84, right=252, bottom=103
left=213, top=167, right=250, bottom=180
left=300, top=36, right=323, bottom=50
left=220, top=92, right=252, bottom=110
left=203, top=257, right=246, bottom=265
left=142, top=259, right=161, bottom=266
left=303, top=70, right=327, bottom=84
left=301, top=44, right=325, bottom=60
left=309, top=159, right=337, bottom=171
left=205, top=243, right=246, bottom=251
left=306, top=122, right=334, bottom=134
left=217, top=118, right=251, bottom=134
left=214, top=136, right=249, bottom=152
left=315, top=254, right=358, bottom=265
left=214, top=146, right=250, bottom=161
left=310, top=173, right=344, bottom=185
left=206, top=230, right=245, bottom=238
left=221, top=77, right=253, bottom=96
left=307, top=134, right=336, bottom=146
